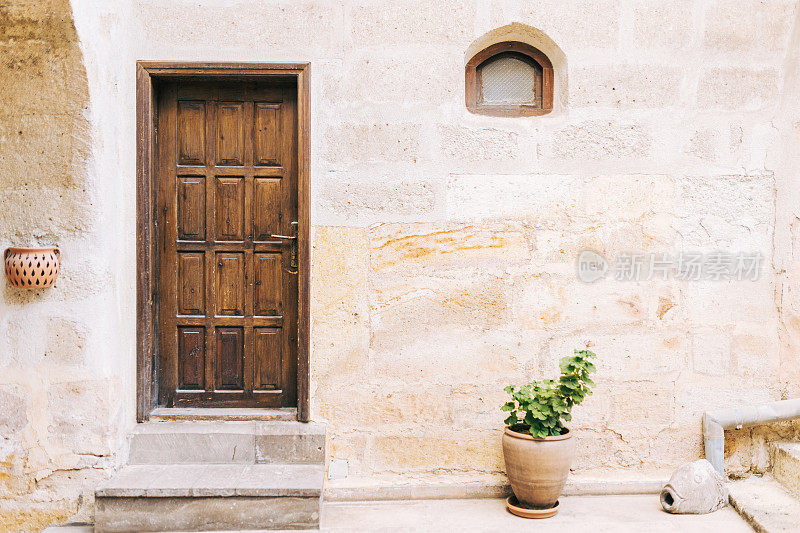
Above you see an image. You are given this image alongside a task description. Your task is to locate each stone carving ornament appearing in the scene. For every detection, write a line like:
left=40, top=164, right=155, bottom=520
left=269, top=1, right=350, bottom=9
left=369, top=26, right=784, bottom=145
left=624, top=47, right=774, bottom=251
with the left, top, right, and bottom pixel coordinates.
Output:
left=660, top=459, right=728, bottom=514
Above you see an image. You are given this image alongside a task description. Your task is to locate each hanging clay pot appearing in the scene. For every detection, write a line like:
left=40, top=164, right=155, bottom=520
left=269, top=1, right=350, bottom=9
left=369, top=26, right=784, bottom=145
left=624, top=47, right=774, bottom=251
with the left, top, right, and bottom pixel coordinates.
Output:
left=4, top=247, right=60, bottom=288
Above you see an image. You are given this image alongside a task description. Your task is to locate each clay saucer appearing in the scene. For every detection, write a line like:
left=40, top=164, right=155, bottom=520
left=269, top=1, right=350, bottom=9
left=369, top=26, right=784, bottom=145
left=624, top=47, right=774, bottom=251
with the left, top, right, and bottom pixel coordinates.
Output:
left=505, top=495, right=560, bottom=519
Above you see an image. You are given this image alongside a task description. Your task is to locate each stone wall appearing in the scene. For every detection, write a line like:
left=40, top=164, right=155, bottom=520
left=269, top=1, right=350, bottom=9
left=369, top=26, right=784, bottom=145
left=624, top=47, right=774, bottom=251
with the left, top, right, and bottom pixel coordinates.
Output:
left=2, top=0, right=800, bottom=529
left=305, top=0, right=800, bottom=482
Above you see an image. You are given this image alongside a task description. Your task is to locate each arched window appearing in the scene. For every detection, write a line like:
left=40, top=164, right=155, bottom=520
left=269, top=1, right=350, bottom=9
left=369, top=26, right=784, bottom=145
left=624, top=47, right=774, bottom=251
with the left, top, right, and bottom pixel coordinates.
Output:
left=465, top=41, right=554, bottom=116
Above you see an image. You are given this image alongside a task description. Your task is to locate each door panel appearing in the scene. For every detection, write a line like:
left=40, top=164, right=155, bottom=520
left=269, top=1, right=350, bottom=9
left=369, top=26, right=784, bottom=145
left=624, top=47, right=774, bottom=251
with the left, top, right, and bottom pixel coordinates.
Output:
left=215, top=177, right=245, bottom=240
left=216, top=102, right=245, bottom=165
left=177, top=176, right=206, bottom=240
left=157, top=80, right=298, bottom=408
left=216, top=327, right=244, bottom=390
left=177, top=101, right=206, bottom=165
left=254, top=103, right=281, bottom=166
left=254, top=253, right=283, bottom=316
left=253, top=178, right=281, bottom=240
left=215, top=252, right=245, bottom=316
left=178, top=252, right=205, bottom=315
left=178, top=327, right=205, bottom=390
left=254, top=328, right=282, bottom=390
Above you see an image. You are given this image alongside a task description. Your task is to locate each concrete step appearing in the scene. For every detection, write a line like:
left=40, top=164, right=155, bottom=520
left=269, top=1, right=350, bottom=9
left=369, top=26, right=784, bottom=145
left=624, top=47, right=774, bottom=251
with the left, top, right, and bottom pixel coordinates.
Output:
left=94, top=464, right=323, bottom=531
left=771, top=441, right=800, bottom=498
left=129, top=420, right=325, bottom=465
left=728, top=474, right=800, bottom=532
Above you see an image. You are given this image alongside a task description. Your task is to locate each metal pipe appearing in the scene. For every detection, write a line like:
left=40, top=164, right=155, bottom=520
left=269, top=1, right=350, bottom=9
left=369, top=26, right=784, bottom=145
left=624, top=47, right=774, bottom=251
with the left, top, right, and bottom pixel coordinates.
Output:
left=703, top=398, right=800, bottom=475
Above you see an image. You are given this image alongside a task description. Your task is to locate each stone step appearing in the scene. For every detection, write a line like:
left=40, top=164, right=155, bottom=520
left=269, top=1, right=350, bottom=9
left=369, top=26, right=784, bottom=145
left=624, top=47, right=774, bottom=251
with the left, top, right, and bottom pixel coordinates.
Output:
left=129, top=420, right=325, bottom=465
left=728, top=474, right=800, bottom=532
left=94, top=464, right=323, bottom=531
left=149, top=407, right=298, bottom=421
left=770, top=441, right=800, bottom=498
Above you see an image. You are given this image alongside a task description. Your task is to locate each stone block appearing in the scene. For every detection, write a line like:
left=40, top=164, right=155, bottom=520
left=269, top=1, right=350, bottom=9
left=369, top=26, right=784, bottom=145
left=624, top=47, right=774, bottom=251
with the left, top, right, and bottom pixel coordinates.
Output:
left=544, top=333, right=689, bottom=381
left=0, top=0, right=78, bottom=43
left=445, top=174, right=578, bottom=222
left=0, top=42, right=88, bottom=118
left=0, top=113, right=90, bottom=190
left=697, top=68, right=780, bottom=110
left=550, top=120, right=652, bottom=161
left=310, top=227, right=370, bottom=380
left=255, top=422, right=326, bottom=464
left=311, top=227, right=370, bottom=311
left=692, top=332, right=732, bottom=375
left=368, top=326, right=528, bottom=387
left=47, top=380, right=113, bottom=456
left=350, top=0, right=475, bottom=46
left=354, top=387, right=457, bottom=427
left=632, top=0, right=695, bottom=49
left=436, top=125, right=523, bottom=165
left=325, top=431, right=369, bottom=476
left=685, top=128, right=719, bottom=161
left=0, top=187, right=94, bottom=241
left=0, top=384, right=27, bottom=434
left=511, top=276, right=650, bottom=330
left=728, top=475, right=800, bottom=532
left=96, top=463, right=323, bottom=498
left=450, top=385, right=511, bottom=429
left=524, top=219, right=673, bottom=273
left=7, top=315, right=45, bottom=365
left=313, top=170, right=441, bottom=226
left=128, top=422, right=256, bottom=464
left=570, top=65, right=684, bottom=108
left=43, top=317, right=87, bottom=365
left=771, top=442, right=800, bottom=498
left=491, top=0, right=620, bottom=50
left=322, top=53, right=461, bottom=106
left=576, top=175, right=675, bottom=221
left=370, top=432, right=501, bottom=473
left=0, top=507, right=73, bottom=533
left=673, top=377, right=776, bottom=427
left=321, top=122, right=421, bottom=163
left=684, top=279, right=776, bottom=327
left=369, top=274, right=514, bottom=332
left=367, top=221, right=529, bottom=275
left=674, top=174, right=774, bottom=251
left=608, top=381, right=676, bottom=436
left=94, top=495, right=320, bottom=532
left=136, top=0, right=344, bottom=52
left=732, top=333, right=779, bottom=380
left=571, top=429, right=642, bottom=469
left=704, top=0, right=794, bottom=52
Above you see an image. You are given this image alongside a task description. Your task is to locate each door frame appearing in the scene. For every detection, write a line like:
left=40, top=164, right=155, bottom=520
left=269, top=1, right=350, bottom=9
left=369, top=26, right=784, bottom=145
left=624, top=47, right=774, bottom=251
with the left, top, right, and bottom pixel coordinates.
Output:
left=136, top=62, right=311, bottom=422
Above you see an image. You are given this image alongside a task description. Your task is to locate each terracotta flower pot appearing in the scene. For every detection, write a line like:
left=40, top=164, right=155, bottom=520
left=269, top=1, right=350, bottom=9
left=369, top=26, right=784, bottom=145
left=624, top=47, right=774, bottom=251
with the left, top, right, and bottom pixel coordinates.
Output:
left=4, top=247, right=60, bottom=288
left=502, top=426, right=576, bottom=512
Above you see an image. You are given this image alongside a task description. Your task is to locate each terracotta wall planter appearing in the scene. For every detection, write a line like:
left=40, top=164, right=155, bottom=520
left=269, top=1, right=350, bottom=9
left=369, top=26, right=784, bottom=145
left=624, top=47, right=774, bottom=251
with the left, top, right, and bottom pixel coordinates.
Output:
left=4, top=247, right=61, bottom=288
left=502, top=426, right=575, bottom=512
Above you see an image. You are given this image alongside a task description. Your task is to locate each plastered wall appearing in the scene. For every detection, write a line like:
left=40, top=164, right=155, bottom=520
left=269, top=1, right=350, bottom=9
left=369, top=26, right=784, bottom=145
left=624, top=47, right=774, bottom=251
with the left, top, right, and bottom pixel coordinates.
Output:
left=0, top=0, right=132, bottom=530
left=2, top=0, right=800, bottom=529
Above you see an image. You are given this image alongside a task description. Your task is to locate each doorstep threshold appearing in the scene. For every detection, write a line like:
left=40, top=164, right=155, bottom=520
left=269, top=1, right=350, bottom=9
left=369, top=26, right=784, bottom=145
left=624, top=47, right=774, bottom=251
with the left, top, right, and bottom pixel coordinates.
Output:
left=149, top=407, right=298, bottom=421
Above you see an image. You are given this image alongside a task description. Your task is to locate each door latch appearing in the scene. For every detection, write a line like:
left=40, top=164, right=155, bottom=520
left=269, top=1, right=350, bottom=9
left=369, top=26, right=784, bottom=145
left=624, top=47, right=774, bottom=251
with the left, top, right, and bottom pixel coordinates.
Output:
left=270, top=221, right=298, bottom=274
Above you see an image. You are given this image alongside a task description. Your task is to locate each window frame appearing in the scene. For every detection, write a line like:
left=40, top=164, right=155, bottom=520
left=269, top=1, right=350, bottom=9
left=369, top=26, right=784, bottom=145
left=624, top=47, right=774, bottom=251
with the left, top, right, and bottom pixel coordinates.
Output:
left=465, top=41, right=554, bottom=117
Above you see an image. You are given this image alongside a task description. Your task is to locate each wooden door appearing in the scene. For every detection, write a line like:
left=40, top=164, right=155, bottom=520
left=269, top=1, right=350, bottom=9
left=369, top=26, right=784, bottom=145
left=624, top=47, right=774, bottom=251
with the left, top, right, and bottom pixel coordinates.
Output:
left=156, top=80, right=298, bottom=408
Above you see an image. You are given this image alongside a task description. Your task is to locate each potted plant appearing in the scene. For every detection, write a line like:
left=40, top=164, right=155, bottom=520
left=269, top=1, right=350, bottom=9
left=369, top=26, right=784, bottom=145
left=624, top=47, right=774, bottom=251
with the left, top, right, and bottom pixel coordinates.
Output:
left=501, top=347, right=597, bottom=518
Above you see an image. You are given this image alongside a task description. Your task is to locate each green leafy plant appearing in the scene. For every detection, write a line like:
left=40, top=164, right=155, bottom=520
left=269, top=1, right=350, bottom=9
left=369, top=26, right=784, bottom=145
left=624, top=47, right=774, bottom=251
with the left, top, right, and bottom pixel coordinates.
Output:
left=502, top=348, right=597, bottom=438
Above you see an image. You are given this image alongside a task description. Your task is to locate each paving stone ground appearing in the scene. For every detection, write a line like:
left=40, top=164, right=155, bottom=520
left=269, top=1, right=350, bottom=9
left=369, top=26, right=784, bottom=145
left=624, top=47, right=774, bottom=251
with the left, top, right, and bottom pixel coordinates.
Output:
left=45, top=494, right=754, bottom=532
left=320, top=495, right=753, bottom=532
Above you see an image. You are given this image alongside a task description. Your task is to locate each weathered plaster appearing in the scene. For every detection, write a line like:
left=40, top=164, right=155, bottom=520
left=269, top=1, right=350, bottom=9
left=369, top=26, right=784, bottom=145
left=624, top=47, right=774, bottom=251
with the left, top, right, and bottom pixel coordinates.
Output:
left=0, top=1, right=129, bottom=530
left=2, top=0, right=800, bottom=529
